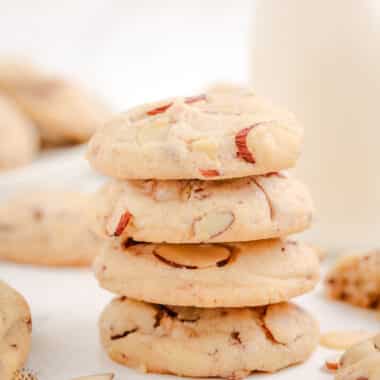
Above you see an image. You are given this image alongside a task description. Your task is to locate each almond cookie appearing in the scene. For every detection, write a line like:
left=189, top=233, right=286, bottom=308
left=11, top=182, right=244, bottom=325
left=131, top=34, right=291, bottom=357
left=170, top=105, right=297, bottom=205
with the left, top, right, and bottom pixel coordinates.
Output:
left=87, top=86, right=303, bottom=180
left=99, top=298, right=319, bottom=379
left=0, top=280, right=32, bottom=380
left=94, top=239, right=320, bottom=307
left=0, top=191, right=100, bottom=266
left=335, top=333, right=380, bottom=380
left=326, top=250, right=380, bottom=309
left=0, top=60, right=110, bottom=145
left=0, top=94, right=39, bottom=171
left=95, top=173, right=313, bottom=243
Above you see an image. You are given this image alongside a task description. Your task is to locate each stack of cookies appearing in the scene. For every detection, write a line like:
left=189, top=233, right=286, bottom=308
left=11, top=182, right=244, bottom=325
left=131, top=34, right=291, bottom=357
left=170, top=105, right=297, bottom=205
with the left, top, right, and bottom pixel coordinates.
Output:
left=87, top=86, right=320, bottom=379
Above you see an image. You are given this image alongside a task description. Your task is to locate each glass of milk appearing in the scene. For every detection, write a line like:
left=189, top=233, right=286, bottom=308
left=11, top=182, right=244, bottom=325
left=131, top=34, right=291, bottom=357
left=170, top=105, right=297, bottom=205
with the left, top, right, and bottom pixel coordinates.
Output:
left=252, top=0, right=380, bottom=251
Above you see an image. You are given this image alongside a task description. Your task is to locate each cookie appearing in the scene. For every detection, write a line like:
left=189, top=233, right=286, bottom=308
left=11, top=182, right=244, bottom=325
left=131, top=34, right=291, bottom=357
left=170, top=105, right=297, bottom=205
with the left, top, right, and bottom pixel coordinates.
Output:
left=0, top=280, right=32, bottom=380
left=99, top=298, right=319, bottom=379
left=321, top=331, right=377, bottom=351
left=0, top=191, right=100, bottom=266
left=335, top=334, right=380, bottom=380
left=95, top=173, right=313, bottom=243
left=0, top=94, right=39, bottom=170
left=87, top=86, right=303, bottom=180
left=94, top=239, right=320, bottom=307
left=326, top=250, right=380, bottom=309
left=0, top=60, right=110, bottom=145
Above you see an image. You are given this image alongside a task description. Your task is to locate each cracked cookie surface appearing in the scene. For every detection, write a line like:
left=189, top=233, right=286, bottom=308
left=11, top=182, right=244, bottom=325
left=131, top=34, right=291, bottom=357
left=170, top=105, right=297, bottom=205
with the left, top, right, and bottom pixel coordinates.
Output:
left=94, top=239, right=320, bottom=307
left=0, top=94, right=39, bottom=171
left=326, top=250, right=380, bottom=309
left=99, top=298, right=319, bottom=379
left=87, top=86, right=303, bottom=180
left=0, top=280, right=32, bottom=380
left=0, top=60, right=110, bottom=145
left=335, top=334, right=380, bottom=380
left=0, top=191, right=100, bottom=266
left=94, top=173, right=313, bottom=243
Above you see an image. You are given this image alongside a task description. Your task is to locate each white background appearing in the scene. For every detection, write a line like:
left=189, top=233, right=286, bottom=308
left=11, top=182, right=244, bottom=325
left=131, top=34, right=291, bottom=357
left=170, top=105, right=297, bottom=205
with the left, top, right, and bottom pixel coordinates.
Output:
left=0, top=0, right=254, bottom=109
left=0, top=2, right=379, bottom=380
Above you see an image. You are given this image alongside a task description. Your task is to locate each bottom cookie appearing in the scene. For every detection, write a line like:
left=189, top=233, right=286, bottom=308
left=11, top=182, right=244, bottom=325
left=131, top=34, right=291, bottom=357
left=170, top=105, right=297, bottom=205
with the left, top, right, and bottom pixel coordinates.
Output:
left=0, top=280, right=32, bottom=380
left=335, top=333, right=380, bottom=380
left=99, top=298, right=319, bottom=379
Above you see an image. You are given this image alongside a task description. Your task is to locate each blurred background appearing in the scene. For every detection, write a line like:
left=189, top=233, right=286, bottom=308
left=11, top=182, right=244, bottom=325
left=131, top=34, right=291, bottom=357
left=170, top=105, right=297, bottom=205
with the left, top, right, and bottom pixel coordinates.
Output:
left=0, top=0, right=253, bottom=107
left=1, top=0, right=380, bottom=251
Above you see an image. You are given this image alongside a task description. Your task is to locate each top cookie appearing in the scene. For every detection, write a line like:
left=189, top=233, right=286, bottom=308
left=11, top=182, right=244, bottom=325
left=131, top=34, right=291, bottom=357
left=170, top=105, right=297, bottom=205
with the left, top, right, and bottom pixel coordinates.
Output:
left=0, top=60, right=111, bottom=145
left=87, top=86, right=303, bottom=180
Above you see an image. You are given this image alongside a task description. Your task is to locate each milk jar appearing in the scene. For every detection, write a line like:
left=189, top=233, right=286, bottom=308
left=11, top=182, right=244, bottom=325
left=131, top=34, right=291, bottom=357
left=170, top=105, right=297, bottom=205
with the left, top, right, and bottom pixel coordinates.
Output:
left=252, top=0, right=380, bottom=250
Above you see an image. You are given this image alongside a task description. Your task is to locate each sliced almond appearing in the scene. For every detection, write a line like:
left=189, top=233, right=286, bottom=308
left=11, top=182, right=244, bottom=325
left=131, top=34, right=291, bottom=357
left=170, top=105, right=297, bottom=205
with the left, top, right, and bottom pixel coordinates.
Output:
left=192, top=211, right=235, bottom=241
left=320, top=331, right=377, bottom=350
left=199, top=169, right=220, bottom=178
left=191, top=139, right=218, bottom=159
left=137, top=116, right=170, bottom=144
left=325, top=361, right=340, bottom=371
left=71, top=374, right=114, bottom=380
left=113, top=210, right=132, bottom=237
left=263, top=171, right=286, bottom=178
left=146, top=94, right=206, bottom=116
left=185, top=94, right=206, bottom=104
left=235, top=125, right=258, bottom=163
left=153, top=244, right=231, bottom=269
left=147, top=103, right=172, bottom=116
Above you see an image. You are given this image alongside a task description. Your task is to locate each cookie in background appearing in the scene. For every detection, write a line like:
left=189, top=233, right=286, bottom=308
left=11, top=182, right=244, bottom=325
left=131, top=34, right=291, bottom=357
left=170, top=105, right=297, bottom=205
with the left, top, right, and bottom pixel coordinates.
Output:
left=325, top=250, right=380, bottom=309
left=0, top=190, right=101, bottom=267
left=334, top=333, right=380, bottom=380
left=0, top=59, right=112, bottom=147
left=0, top=93, right=39, bottom=171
